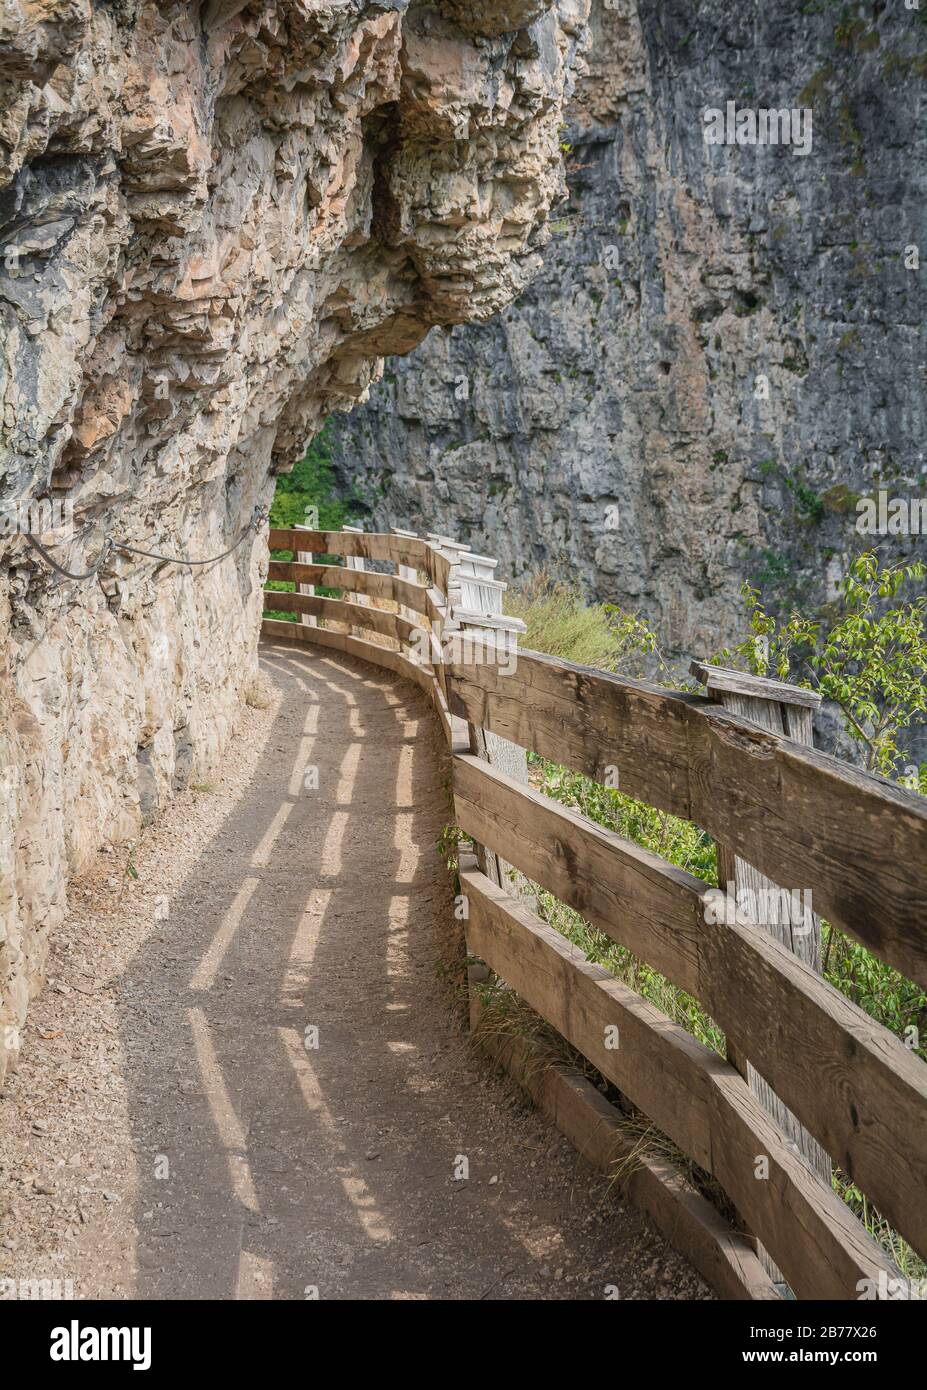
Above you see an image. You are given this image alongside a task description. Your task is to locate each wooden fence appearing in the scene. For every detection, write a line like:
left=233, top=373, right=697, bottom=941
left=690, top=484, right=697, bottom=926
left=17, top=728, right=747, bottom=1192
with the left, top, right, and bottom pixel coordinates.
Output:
left=262, top=525, right=927, bottom=1302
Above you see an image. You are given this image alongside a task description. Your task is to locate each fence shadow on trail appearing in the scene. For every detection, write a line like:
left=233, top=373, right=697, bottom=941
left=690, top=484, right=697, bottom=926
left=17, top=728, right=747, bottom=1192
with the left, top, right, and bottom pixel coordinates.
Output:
left=259, top=526, right=927, bottom=1302
left=120, top=643, right=657, bottom=1301
left=122, top=645, right=454, bottom=1299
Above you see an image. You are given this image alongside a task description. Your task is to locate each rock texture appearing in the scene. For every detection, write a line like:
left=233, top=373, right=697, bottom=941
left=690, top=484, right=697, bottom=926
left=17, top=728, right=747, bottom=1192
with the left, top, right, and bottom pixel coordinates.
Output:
left=331, top=0, right=927, bottom=665
left=0, top=0, right=588, bottom=1081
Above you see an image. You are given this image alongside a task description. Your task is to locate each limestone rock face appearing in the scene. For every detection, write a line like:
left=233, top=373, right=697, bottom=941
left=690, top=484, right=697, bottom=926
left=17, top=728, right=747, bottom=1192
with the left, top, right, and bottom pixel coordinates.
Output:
left=330, top=0, right=927, bottom=667
left=0, top=0, right=588, bottom=1079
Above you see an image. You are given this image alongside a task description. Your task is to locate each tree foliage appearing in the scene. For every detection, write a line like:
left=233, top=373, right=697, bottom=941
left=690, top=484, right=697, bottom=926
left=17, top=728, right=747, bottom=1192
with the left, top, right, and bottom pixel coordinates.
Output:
left=717, top=551, right=927, bottom=779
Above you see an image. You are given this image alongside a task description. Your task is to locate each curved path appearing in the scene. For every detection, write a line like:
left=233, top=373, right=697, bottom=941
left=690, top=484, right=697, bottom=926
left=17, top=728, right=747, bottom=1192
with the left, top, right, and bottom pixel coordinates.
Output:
left=0, top=641, right=708, bottom=1300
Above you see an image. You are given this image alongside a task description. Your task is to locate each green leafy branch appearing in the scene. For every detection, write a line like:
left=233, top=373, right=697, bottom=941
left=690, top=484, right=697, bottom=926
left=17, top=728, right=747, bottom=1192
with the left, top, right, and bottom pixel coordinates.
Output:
left=717, top=552, right=927, bottom=778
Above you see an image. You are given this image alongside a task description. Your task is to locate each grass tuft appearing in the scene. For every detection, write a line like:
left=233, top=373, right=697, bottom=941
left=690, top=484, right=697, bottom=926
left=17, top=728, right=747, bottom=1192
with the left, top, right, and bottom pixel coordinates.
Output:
left=505, top=572, right=662, bottom=676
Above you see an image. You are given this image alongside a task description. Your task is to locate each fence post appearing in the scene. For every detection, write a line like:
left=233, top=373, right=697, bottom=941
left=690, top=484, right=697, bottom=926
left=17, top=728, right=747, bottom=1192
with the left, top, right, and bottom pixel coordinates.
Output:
left=431, top=544, right=526, bottom=1030
left=421, top=535, right=527, bottom=885
left=453, top=551, right=528, bottom=890
left=293, top=523, right=316, bottom=627
left=391, top=526, right=422, bottom=642
left=341, top=524, right=368, bottom=639
left=421, top=537, right=458, bottom=689
left=691, top=660, right=830, bottom=1293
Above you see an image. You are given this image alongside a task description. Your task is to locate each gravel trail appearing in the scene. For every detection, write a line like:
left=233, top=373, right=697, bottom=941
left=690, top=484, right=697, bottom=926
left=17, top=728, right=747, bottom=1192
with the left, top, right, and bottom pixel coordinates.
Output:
left=0, top=641, right=709, bottom=1301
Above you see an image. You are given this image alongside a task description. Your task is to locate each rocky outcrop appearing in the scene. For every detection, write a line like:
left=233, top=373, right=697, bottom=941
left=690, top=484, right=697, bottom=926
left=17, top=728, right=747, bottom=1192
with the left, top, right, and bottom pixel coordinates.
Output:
left=331, top=0, right=927, bottom=666
left=0, top=0, right=588, bottom=1081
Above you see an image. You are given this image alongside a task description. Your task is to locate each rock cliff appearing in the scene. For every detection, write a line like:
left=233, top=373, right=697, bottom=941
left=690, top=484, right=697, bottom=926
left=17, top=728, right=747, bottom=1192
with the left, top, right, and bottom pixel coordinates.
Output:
left=0, top=0, right=588, bottom=1080
left=331, top=0, right=927, bottom=665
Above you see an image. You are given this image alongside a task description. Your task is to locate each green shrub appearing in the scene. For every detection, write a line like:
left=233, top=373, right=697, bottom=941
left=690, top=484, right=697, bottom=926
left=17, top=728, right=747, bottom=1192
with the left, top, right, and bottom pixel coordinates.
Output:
left=716, top=551, right=927, bottom=777
left=504, top=572, right=662, bottom=675
left=268, top=422, right=354, bottom=532
left=716, top=550, right=927, bottom=1055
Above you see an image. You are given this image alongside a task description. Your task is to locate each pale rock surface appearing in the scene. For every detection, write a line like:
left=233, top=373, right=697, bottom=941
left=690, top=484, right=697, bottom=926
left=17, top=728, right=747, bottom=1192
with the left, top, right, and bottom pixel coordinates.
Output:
left=332, top=0, right=927, bottom=670
left=0, top=0, right=589, bottom=1080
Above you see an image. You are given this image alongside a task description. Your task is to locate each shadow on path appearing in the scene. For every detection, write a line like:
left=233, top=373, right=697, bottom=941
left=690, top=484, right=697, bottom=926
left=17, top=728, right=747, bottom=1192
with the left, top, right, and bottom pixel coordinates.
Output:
left=117, top=641, right=705, bottom=1300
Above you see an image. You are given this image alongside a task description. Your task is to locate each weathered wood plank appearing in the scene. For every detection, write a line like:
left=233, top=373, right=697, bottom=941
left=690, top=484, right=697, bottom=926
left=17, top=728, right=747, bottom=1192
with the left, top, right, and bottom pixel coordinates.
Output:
left=462, top=866, right=901, bottom=1300
left=455, top=590, right=529, bottom=889
left=447, top=651, right=698, bottom=812
left=690, top=660, right=822, bottom=710
left=699, top=671, right=831, bottom=1289
left=686, top=703, right=927, bottom=991
left=269, top=527, right=450, bottom=591
left=699, top=903, right=927, bottom=1260
left=454, top=749, right=704, bottom=994
left=290, top=525, right=317, bottom=630
left=267, top=560, right=438, bottom=621
left=470, top=991, right=779, bottom=1300
left=453, top=752, right=927, bottom=1260
left=446, top=649, right=927, bottom=989
left=262, top=589, right=421, bottom=646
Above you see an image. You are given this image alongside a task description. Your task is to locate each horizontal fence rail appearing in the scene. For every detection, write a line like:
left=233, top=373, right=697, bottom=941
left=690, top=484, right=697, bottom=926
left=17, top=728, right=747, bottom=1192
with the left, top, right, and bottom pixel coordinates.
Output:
left=261, top=523, right=927, bottom=1301
left=453, top=752, right=927, bottom=1264
left=262, top=589, right=421, bottom=646
left=446, top=648, right=927, bottom=991
left=266, top=560, right=441, bottom=623
left=269, top=527, right=451, bottom=590
left=461, top=866, right=900, bottom=1301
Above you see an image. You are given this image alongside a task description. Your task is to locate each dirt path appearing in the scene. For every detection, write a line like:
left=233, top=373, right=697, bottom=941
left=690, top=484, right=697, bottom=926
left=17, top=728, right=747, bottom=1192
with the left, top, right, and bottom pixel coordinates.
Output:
left=0, top=641, right=709, bottom=1300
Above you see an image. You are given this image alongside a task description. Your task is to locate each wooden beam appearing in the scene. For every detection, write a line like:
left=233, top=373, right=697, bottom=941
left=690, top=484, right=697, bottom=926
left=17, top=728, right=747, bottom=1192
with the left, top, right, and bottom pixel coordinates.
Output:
left=454, top=556, right=529, bottom=890
left=268, top=528, right=449, bottom=591
left=392, top=526, right=422, bottom=633
left=692, top=660, right=831, bottom=1290
left=292, top=524, right=316, bottom=629
left=341, top=524, right=369, bottom=640
left=455, top=750, right=704, bottom=993
left=262, top=590, right=421, bottom=646
left=447, top=651, right=698, bottom=812
left=453, top=752, right=927, bottom=1261
left=446, top=649, right=927, bottom=989
left=470, top=991, right=780, bottom=1301
left=462, top=866, right=901, bottom=1300
left=690, top=661, right=822, bottom=711
left=267, top=560, right=438, bottom=622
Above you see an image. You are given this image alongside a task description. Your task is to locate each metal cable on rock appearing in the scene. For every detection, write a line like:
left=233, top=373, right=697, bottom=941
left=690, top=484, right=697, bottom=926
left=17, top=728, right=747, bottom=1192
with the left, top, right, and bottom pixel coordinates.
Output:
left=23, top=531, right=114, bottom=581
left=115, top=506, right=267, bottom=567
left=19, top=506, right=268, bottom=583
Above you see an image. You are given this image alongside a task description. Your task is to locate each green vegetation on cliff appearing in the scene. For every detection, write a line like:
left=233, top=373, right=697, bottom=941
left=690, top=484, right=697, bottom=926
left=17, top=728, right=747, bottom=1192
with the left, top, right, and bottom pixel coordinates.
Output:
left=264, top=426, right=359, bottom=620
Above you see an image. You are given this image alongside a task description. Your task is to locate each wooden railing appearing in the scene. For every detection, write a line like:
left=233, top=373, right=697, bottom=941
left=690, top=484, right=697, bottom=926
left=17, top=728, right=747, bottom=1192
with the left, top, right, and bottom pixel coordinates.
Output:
left=261, top=525, right=927, bottom=1302
left=262, top=524, right=496, bottom=743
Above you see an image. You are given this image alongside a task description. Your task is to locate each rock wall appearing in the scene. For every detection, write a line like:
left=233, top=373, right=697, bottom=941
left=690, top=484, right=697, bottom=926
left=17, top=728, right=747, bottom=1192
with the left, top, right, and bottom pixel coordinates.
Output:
left=0, top=0, right=588, bottom=1082
left=330, top=0, right=927, bottom=667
